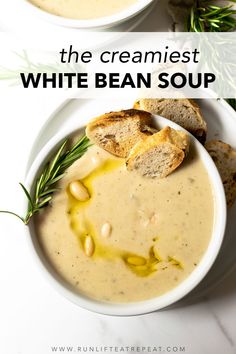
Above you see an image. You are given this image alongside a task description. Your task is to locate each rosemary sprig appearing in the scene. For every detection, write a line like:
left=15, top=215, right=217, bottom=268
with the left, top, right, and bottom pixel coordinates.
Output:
left=186, top=0, right=236, bottom=32
left=0, top=135, right=91, bottom=225
left=0, top=50, right=81, bottom=85
left=185, top=1, right=236, bottom=100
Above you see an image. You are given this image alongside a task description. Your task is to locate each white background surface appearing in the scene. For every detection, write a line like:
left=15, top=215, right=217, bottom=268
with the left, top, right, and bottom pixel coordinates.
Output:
left=0, top=93, right=235, bottom=354
left=0, top=1, right=236, bottom=354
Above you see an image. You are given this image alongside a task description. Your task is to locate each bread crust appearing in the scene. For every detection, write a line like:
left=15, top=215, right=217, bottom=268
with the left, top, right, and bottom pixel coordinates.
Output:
left=86, top=109, right=153, bottom=158
left=205, top=140, right=236, bottom=207
left=127, top=126, right=189, bottom=178
left=134, top=98, right=207, bottom=144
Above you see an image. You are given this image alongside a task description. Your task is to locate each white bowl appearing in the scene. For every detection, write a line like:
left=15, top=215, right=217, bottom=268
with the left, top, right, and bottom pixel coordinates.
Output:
left=22, top=0, right=156, bottom=29
left=24, top=115, right=226, bottom=316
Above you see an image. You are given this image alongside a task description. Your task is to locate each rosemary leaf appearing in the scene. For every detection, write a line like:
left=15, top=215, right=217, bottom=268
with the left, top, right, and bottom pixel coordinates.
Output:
left=19, top=183, right=34, bottom=209
left=46, top=174, right=66, bottom=186
left=0, top=135, right=91, bottom=225
left=186, top=1, right=236, bottom=32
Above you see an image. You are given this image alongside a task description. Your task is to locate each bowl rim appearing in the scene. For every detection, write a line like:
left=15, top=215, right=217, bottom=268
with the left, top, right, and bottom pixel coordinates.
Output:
left=22, top=0, right=156, bottom=29
left=24, top=115, right=226, bottom=316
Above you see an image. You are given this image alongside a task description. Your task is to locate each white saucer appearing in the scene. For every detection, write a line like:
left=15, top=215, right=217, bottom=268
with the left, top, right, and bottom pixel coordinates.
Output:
left=26, top=97, right=236, bottom=306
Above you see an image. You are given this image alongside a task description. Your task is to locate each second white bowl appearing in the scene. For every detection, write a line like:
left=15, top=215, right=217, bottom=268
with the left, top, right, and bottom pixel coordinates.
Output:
left=22, top=0, right=156, bottom=29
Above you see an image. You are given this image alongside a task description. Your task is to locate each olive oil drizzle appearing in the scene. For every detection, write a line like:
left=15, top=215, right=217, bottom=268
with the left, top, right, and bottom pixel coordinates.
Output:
left=67, top=159, right=183, bottom=277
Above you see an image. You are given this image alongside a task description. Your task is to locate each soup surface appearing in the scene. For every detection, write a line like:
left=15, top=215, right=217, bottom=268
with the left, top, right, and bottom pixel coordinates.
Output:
left=35, top=142, right=214, bottom=303
left=29, top=0, right=138, bottom=20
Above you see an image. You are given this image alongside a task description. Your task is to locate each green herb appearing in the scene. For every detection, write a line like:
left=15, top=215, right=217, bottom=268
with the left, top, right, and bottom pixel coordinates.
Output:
left=0, top=50, right=81, bottom=85
left=226, top=98, right=236, bottom=110
left=186, top=0, right=236, bottom=32
left=0, top=135, right=91, bottom=225
left=185, top=2, right=236, bottom=104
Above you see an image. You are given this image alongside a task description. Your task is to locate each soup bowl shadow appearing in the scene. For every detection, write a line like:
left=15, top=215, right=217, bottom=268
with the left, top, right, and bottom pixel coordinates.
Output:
left=24, top=116, right=226, bottom=316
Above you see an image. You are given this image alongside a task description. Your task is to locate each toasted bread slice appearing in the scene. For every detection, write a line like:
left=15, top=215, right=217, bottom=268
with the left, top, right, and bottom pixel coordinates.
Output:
left=126, top=126, right=189, bottom=178
left=134, top=98, right=207, bottom=143
left=86, top=109, right=153, bottom=158
left=205, top=140, right=236, bottom=207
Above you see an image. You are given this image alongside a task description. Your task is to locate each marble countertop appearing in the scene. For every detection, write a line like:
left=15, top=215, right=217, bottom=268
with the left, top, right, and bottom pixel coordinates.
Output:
left=0, top=1, right=235, bottom=354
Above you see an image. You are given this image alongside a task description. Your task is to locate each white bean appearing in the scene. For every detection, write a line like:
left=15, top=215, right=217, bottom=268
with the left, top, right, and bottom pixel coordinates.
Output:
left=84, top=235, right=95, bottom=257
left=69, top=181, right=90, bottom=201
left=150, top=213, right=158, bottom=225
left=101, top=222, right=112, bottom=238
